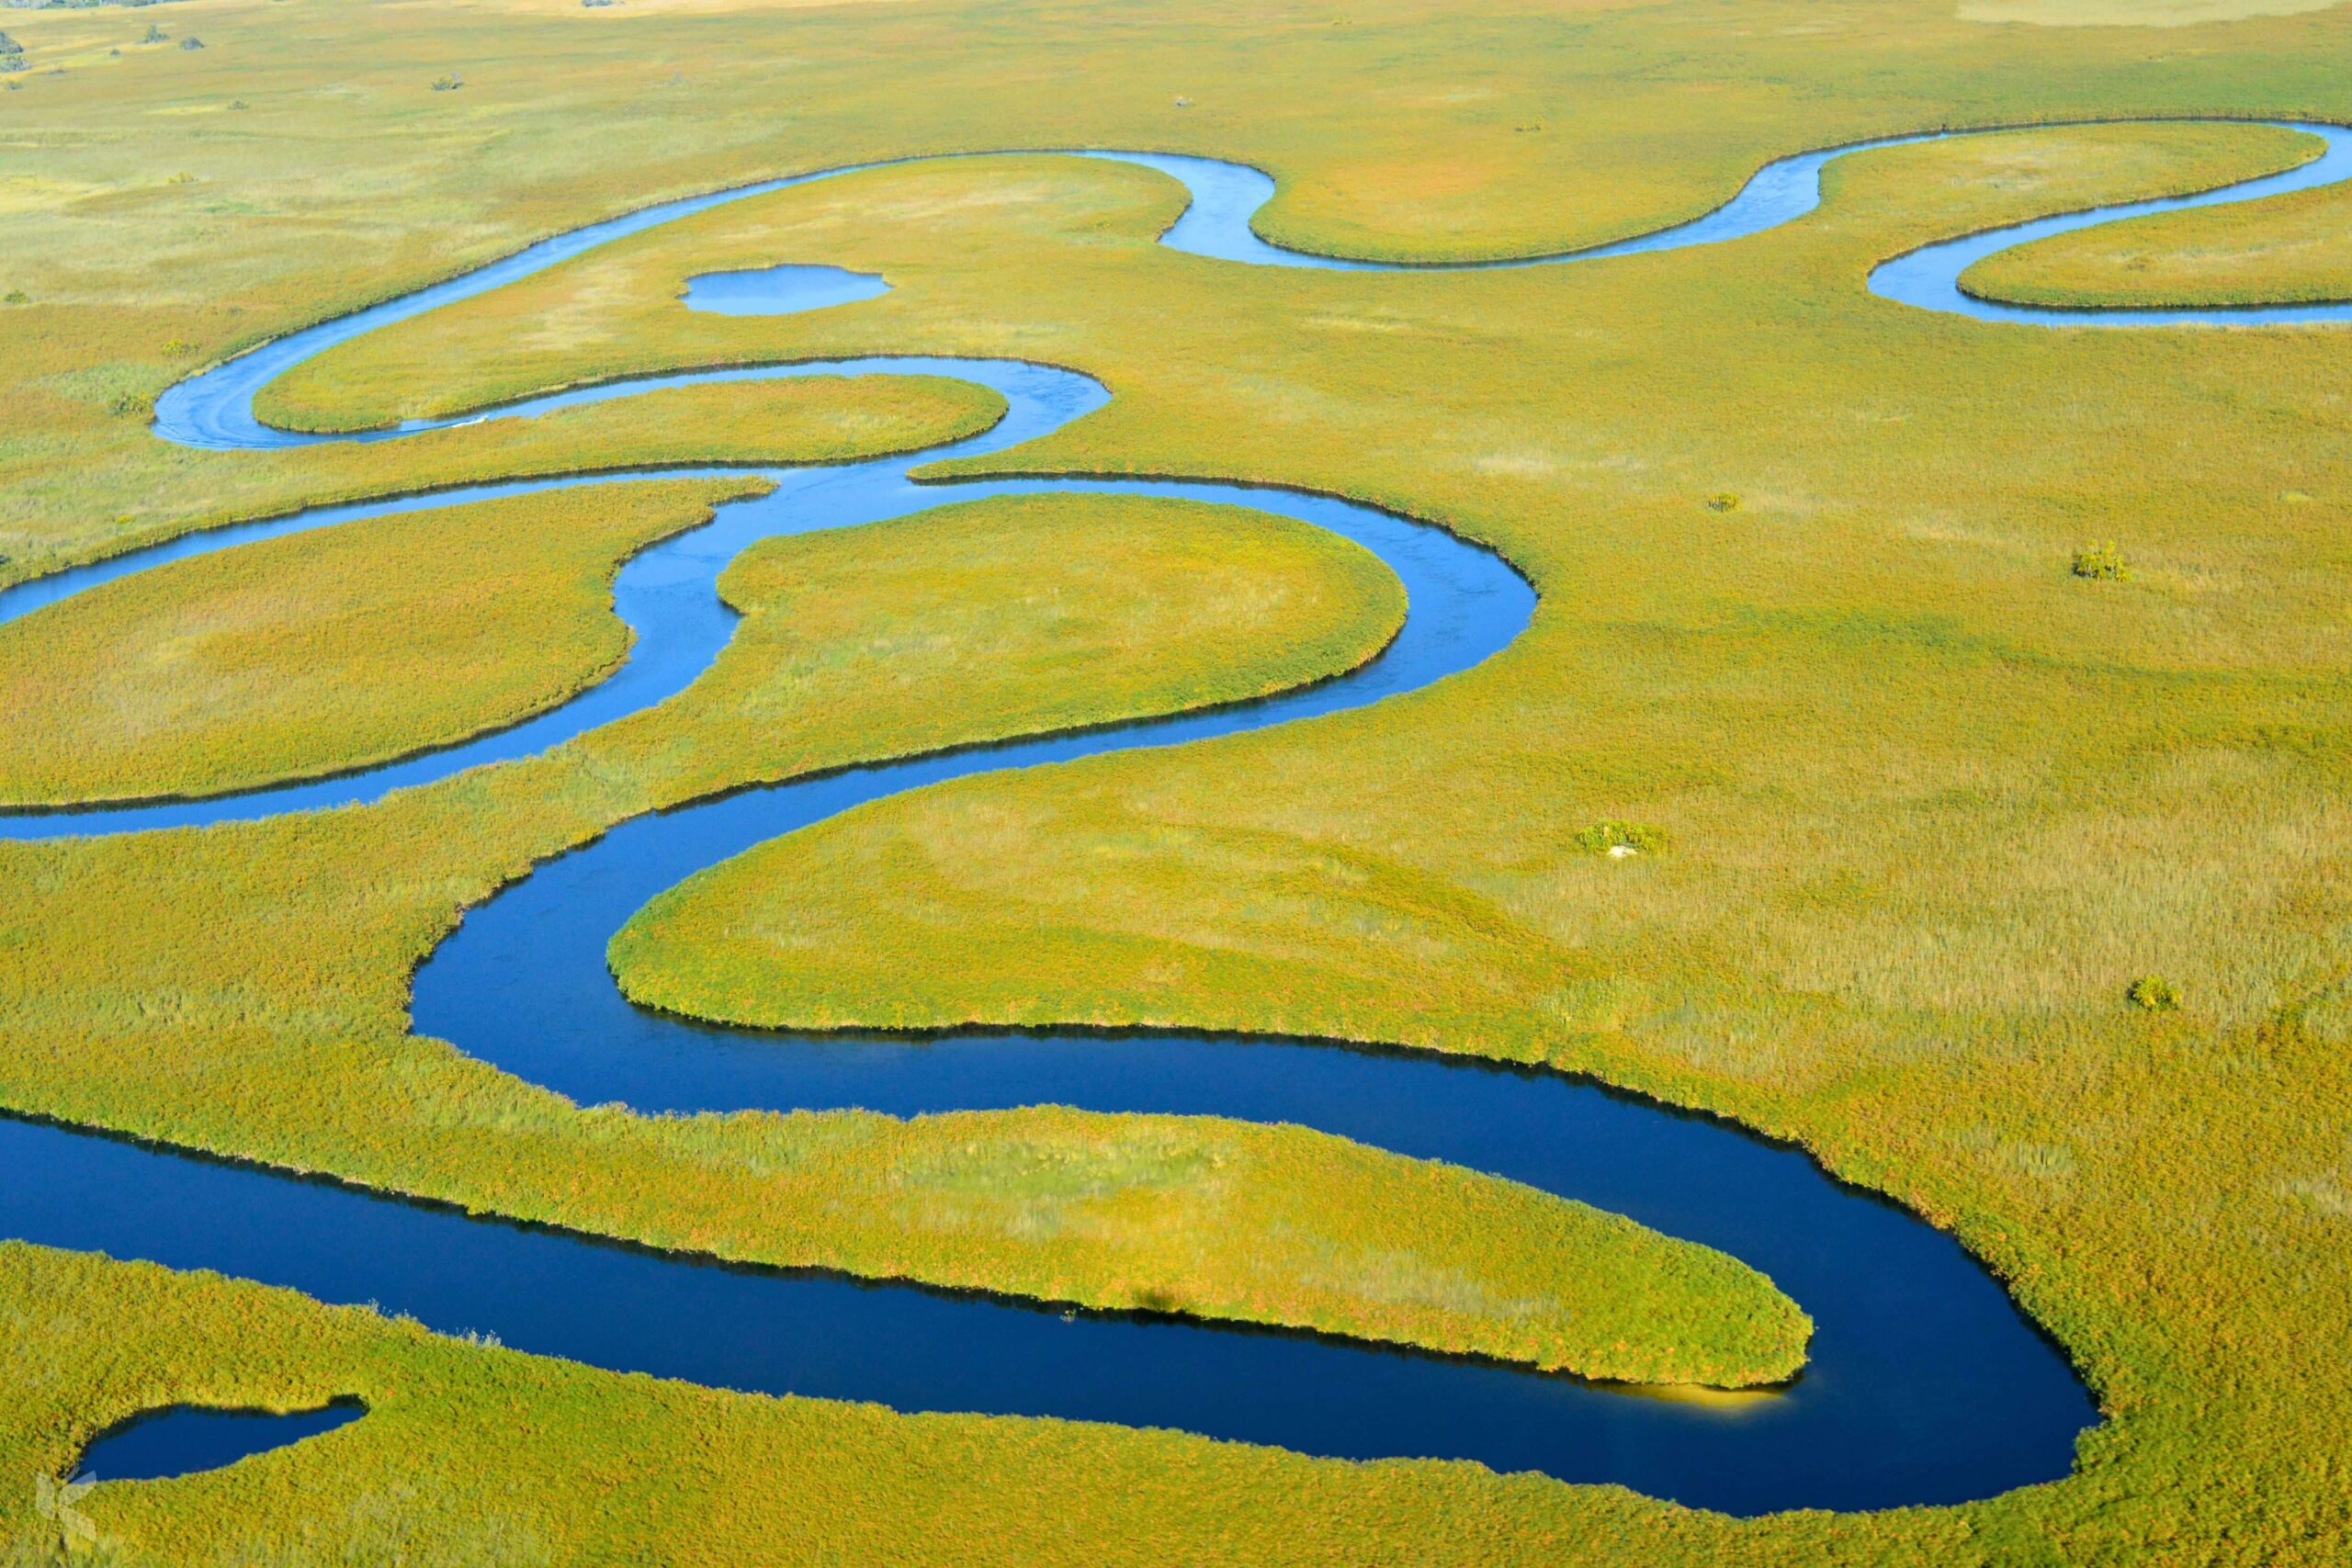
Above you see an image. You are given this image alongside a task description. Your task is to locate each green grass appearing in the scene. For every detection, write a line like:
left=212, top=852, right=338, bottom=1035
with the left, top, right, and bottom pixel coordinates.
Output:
left=0, top=479, right=764, bottom=804
left=0, top=369, right=1002, bottom=592
left=665, top=494, right=1410, bottom=773
left=312, top=106, right=2352, bottom=1559
left=0, top=1245, right=1833, bottom=1567
left=0, top=488, right=1821, bottom=1387
left=1965, top=174, right=2352, bottom=308
left=9, top=0, right=2352, bottom=1558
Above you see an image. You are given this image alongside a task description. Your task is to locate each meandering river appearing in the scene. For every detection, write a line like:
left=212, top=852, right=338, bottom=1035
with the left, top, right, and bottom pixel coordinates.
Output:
left=13, top=119, right=2347, bottom=1513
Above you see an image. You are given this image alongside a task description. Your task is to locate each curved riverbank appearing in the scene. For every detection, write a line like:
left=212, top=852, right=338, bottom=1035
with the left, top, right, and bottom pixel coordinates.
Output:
left=11, top=119, right=2341, bottom=1514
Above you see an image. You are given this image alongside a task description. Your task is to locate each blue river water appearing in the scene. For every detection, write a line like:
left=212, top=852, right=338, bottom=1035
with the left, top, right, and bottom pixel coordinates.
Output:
left=10, top=119, right=2346, bottom=1507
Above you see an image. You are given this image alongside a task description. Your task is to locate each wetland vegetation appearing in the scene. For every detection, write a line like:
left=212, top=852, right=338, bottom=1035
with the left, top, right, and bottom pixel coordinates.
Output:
left=5, top=0, right=2352, bottom=1561
left=1968, top=175, right=2352, bottom=306
left=0, top=479, right=769, bottom=804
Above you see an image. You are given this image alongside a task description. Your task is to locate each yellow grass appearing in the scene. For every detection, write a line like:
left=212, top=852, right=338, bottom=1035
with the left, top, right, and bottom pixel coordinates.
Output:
left=9, top=0, right=2352, bottom=1558
left=0, top=479, right=763, bottom=805
left=1959, top=0, right=2347, bottom=25
left=0, top=1245, right=1839, bottom=1566
left=0, top=491, right=1820, bottom=1388
left=0, top=370, right=1001, bottom=592
left=1966, top=176, right=2352, bottom=305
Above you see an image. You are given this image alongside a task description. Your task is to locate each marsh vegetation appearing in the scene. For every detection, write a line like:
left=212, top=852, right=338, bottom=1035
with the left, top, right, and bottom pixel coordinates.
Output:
left=4, top=0, right=2352, bottom=1561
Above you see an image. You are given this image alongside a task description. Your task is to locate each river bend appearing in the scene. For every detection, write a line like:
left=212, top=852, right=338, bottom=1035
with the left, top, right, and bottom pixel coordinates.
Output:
left=8, top=119, right=2346, bottom=1514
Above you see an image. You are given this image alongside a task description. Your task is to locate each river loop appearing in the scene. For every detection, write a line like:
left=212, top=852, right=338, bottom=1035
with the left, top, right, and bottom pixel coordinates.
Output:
left=10, top=119, right=2347, bottom=1514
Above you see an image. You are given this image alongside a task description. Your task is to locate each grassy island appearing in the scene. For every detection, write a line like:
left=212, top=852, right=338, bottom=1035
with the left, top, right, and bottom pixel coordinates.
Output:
left=1963, top=168, right=2352, bottom=308
left=0, top=479, right=767, bottom=805
left=8, top=0, right=2352, bottom=1560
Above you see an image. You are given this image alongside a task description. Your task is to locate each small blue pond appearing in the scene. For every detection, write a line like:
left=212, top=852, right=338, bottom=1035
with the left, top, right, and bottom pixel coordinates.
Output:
left=682, top=263, right=889, bottom=315
left=78, top=1401, right=366, bottom=1483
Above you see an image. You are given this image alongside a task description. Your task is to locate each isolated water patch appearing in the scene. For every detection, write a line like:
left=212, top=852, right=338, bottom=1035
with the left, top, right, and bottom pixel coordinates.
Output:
left=682, top=263, right=889, bottom=315
left=77, top=1399, right=366, bottom=1482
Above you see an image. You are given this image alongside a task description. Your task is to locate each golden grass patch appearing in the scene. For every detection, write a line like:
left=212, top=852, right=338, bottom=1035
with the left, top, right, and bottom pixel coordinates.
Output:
left=0, top=479, right=761, bottom=806
left=0, top=1245, right=1829, bottom=1566
left=1960, top=0, right=2346, bottom=25
left=1965, top=175, right=2352, bottom=306
left=11, top=0, right=2352, bottom=1557
left=0, top=493, right=1779, bottom=1389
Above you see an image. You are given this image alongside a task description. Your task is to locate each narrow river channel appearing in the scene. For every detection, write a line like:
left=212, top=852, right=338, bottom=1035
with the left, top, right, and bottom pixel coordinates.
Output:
left=13, top=118, right=2346, bottom=1514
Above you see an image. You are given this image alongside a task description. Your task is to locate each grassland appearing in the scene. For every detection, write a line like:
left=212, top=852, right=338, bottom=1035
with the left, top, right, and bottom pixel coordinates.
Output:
left=0, top=344, right=1001, bottom=590
left=0, top=479, right=767, bottom=805
left=0, top=1245, right=1842, bottom=1567
left=0, top=487, right=1817, bottom=1387
left=670, top=494, right=1415, bottom=768
left=1959, top=0, right=2349, bottom=25
left=8, top=0, right=2352, bottom=1560
left=1966, top=176, right=2352, bottom=306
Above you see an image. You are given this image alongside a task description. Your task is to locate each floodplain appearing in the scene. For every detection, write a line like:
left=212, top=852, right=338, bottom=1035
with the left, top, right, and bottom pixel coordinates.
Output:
left=4, top=0, right=2352, bottom=1562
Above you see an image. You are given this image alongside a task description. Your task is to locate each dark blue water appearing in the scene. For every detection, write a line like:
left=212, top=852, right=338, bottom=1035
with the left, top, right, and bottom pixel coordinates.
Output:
left=0, top=1109, right=2082, bottom=1515
left=12, top=121, right=2344, bottom=1514
left=77, top=1401, right=365, bottom=1483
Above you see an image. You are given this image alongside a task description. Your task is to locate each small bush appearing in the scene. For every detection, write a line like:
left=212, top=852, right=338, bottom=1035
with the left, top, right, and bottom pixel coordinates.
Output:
left=178, top=36, right=203, bottom=51
left=230, top=97, right=248, bottom=109
left=142, top=22, right=167, bottom=42
left=431, top=73, right=463, bottom=91
left=2072, top=542, right=2129, bottom=581
left=2127, top=976, right=2182, bottom=1013
left=1572, top=820, right=1668, bottom=856
left=3, top=290, right=27, bottom=307
left=0, top=31, right=21, bottom=58
left=167, top=171, right=198, bottom=184
left=161, top=339, right=193, bottom=357
left=1705, top=492, right=1739, bottom=513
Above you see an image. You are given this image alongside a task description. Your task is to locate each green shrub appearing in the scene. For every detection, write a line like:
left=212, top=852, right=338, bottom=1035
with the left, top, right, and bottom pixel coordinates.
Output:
left=141, top=21, right=166, bottom=41
left=1572, top=819, right=1668, bottom=855
left=178, top=35, right=204, bottom=51
left=2072, top=542, right=2129, bottom=581
left=2128, top=975, right=2182, bottom=1012
left=3, top=291, right=27, bottom=307
left=431, top=73, right=463, bottom=91
left=1705, top=492, right=1739, bottom=513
